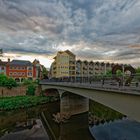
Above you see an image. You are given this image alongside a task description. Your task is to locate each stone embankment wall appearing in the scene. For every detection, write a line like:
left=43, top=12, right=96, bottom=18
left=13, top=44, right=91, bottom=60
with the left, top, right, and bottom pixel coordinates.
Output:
left=0, top=86, right=40, bottom=97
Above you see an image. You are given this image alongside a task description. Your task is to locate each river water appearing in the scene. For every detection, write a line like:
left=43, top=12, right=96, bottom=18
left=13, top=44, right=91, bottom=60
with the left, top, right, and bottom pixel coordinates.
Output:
left=0, top=93, right=140, bottom=140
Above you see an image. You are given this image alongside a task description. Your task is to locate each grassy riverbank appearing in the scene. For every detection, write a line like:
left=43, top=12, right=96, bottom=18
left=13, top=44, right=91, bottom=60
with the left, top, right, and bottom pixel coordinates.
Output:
left=89, top=100, right=124, bottom=121
left=0, top=96, right=56, bottom=111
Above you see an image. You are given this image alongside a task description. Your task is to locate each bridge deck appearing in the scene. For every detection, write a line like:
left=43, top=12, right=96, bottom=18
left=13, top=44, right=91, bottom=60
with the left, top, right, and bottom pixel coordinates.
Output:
left=40, top=82, right=140, bottom=95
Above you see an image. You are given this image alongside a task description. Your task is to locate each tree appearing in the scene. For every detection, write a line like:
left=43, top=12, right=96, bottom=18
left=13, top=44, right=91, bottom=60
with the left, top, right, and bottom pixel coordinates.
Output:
left=106, top=70, right=112, bottom=77
left=136, top=67, right=140, bottom=74
left=135, top=67, right=140, bottom=82
left=116, top=70, right=123, bottom=77
left=0, top=74, right=8, bottom=86
left=0, top=74, right=17, bottom=88
left=26, top=84, right=36, bottom=96
left=42, top=66, right=49, bottom=79
left=5, top=78, right=17, bottom=89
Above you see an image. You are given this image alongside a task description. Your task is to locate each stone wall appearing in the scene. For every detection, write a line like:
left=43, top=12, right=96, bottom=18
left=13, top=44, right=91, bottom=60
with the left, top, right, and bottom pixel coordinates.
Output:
left=0, top=86, right=27, bottom=97
left=0, top=86, right=40, bottom=97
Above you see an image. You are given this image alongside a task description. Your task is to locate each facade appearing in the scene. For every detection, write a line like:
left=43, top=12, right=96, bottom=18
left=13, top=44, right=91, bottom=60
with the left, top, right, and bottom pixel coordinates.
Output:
left=6, top=60, right=37, bottom=82
left=50, top=50, right=126, bottom=80
left=0, top=60, right=8, bottom=74
left=50, top=50, right=76, bottom=79
left=33, top=59, right=43, bottom=80
left=0, top=59, right=43, bottom=82
left=76, top=60, right=114, bottom=81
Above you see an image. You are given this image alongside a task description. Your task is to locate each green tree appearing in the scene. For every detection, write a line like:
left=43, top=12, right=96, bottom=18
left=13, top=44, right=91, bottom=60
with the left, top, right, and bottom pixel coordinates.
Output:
left=136, top=67, right=140, bottom=74
left=26, top=85, right=36, bottom=96
left=23, top=79, right=32, bottom=85
left=116, top=70, right=123, bottom=76
left=5, top=78, right=17, bottom=89
left=0, top=74, right=8, bottom=86
left=135, top=67, right=140, bottom=82
left=0, top=74, right=17, bottom=88
left=106, top=70, right=112, bottom=77
left=42, top=66, right=49, bottom=79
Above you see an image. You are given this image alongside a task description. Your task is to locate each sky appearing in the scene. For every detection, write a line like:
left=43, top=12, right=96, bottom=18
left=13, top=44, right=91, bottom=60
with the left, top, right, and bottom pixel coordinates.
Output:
left=0, top=0, right=140, bottom=67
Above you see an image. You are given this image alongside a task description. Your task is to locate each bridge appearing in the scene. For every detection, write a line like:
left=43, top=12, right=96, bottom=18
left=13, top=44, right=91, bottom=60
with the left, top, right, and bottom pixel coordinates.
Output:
left=40, top=81, right=140, bottom=122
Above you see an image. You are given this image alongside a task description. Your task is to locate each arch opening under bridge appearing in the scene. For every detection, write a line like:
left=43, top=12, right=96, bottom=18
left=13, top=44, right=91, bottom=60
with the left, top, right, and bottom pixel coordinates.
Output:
left=41, top=83, right=140, bottom=122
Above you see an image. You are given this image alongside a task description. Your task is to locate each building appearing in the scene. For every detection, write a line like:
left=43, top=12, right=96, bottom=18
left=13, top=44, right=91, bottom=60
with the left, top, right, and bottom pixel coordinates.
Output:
left=33, top=59, right=43, bottom=79
left=50, top=50, right=125, bottom=80
left=76, top=60, right=114, bottom=82
left=5, top=59, right=43, bottom=82
left=50, top=50, right=76, bottom=79
left=0, top=60, right=8, bottom=74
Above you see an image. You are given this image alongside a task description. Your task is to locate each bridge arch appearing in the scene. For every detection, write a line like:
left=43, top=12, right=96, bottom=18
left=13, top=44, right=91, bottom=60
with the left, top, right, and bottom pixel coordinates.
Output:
left=41, top=84, right=140, bottom=122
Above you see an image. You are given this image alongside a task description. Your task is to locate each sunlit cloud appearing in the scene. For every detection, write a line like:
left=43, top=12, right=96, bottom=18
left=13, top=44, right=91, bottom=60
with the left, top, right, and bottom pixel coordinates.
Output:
left=0, top=0, right=140, bottom=67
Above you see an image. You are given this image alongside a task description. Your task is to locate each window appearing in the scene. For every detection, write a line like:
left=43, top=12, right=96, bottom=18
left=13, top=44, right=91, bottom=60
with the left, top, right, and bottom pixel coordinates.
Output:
left=9, top=72, right=12, bottom=76
left=28, top=67, right=32, bottom=70
left=28, top=72, right=32, bottom=76
left=1, top=67, right=4, bottom=70
left=10, top=66, right=12, bottom=70
left=14, top=72, right=17, bottom=75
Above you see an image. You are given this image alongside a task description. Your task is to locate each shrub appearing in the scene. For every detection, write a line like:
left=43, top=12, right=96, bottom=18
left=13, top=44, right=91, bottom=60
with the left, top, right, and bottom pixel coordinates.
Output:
left=26, top=85, right=36, bottom=96
left=23, top=79, right=32, bottom=85
left=4, top=78, right=17, bottom=89
left=0, top=74, right=17, bottom=89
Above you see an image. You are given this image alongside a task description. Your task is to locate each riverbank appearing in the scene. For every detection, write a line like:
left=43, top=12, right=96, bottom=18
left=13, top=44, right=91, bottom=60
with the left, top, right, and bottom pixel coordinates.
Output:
left=0, top=96, right=57, bottom=111
left=89, top=100, right=124, bottom=125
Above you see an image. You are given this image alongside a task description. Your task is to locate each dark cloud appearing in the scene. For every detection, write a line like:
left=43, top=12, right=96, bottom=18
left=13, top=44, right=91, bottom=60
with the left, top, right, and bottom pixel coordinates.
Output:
left=0, top=0, right=140, bottom=66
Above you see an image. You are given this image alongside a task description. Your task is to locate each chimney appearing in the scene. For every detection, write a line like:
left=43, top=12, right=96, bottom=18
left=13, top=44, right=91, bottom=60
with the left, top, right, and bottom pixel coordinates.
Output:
left=8, top=58, right=10, bottom=62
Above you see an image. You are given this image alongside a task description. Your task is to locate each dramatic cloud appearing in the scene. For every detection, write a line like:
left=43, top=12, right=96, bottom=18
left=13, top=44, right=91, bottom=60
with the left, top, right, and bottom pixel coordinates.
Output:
left=0, top=0, right=140, bottom=67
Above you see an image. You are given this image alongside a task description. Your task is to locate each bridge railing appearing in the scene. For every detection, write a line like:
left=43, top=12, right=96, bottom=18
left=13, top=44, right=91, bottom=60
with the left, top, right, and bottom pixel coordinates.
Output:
left=41, top=74, right=140, bottom=89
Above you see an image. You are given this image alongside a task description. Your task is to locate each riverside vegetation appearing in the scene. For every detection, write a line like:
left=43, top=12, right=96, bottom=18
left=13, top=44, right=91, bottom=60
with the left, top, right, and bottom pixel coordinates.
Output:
left=0, top=74, right=57, bottom=111
left=89, top=100, right=124, bottom=125
left=0, top=96, right=55, bottom=111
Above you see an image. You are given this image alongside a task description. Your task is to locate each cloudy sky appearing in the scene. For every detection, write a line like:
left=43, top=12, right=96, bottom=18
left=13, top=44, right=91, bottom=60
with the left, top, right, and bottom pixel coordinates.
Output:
left=0, top=0, right=140, bottom=67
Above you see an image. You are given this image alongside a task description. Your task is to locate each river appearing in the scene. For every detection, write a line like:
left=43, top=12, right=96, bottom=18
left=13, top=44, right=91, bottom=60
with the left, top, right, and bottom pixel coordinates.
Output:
left=0, top=93, right=140, bottom=140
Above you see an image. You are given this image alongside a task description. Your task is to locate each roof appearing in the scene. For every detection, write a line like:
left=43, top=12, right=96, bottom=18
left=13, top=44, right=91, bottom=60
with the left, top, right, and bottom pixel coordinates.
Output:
left=9, top=60, right=32, bottom=66
left=65, top=50, right=75, bottom=56
left=57, top=50, right=75, bottom=56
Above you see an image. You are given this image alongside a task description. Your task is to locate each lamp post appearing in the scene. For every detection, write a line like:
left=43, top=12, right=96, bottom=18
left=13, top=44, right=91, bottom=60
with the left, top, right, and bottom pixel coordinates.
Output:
left=122, top=65, right=125, bottom=87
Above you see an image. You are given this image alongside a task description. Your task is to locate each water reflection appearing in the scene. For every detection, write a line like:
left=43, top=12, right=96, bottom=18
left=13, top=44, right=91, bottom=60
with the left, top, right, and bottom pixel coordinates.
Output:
left=41, top=93, right=94, bottom=140
left=1, top=92, right=140, bottom=140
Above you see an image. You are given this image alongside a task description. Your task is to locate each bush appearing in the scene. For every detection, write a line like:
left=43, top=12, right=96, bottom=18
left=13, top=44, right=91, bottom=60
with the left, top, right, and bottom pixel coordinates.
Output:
left=0, top=96, right=53, bottom=111
left=26, top=85, right=36, bottom=96
left=4, top=78, right=17, bottom=89
left=23, top=79, right=32, bottom=85
left=0, top=74, right=17, bottom=89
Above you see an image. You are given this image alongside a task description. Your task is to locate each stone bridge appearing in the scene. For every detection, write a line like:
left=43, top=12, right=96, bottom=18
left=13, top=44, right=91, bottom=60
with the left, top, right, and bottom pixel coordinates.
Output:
left=40, top=81, right=140, bottom=122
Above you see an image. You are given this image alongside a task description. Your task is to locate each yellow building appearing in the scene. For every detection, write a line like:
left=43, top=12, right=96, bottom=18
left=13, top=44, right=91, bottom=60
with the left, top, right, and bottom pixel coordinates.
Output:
left=50, top=50, right=76, bottom=79
left=50, top=50, right=126, bottom=81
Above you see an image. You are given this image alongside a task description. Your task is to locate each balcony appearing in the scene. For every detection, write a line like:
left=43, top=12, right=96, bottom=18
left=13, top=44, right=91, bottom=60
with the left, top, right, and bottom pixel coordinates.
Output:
left=69, top=66, right=75, bottom=71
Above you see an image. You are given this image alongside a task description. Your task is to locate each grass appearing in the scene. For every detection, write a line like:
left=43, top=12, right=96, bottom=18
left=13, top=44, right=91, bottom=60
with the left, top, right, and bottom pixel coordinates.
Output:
left=89, top=100, right=124, bottom=121
left=0, top=96, right=55, bottom=111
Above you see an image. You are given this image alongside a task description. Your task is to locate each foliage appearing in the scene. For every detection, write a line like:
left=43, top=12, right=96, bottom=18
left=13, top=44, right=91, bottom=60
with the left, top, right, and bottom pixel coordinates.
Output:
left=136, top=67, right=140, bottom=74
left=116, top=70, right=123, bottom=76
left=0, top=74, right=17, bottom=89
left=135, top=67, right=140, bottom=82
left=22, top=79, right=33, bottom=85
left=26, top=84, right=36, bottom=96
left=105, top=70, right=112, bottom=77
left=42, top=66, right=49, bottom=79
left=0, top=96, right=54, bottom=111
